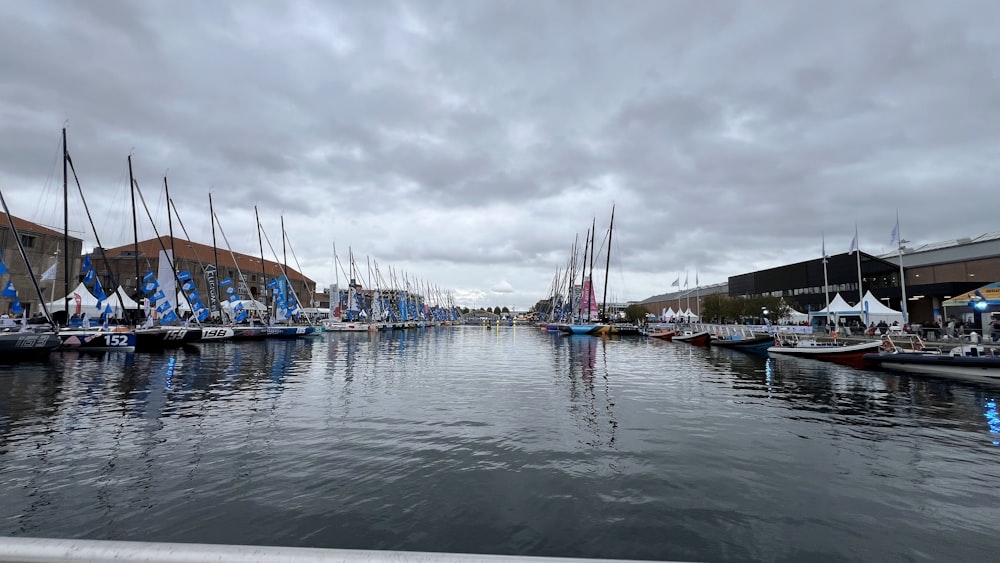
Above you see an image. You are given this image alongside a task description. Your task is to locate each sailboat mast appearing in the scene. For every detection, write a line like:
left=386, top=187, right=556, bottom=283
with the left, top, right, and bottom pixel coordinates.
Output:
left=164, top=176, right=176, bottom=270
left=209, top=193, right=222, bottom=319
left=579, top=227, right=590, bottom=322
left=587, top=217, right=596, bottom=322
left=62, top=127, right=69, bottom=323
left=600, top=205, right=614, bottom=321
left=128, top=155, right=139, bottom=314
left=255, top=205, right=267, bottom=320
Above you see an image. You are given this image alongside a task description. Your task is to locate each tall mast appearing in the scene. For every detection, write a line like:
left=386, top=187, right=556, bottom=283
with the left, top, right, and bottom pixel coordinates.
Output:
left=209, top=193, right=222, bottom=319
left=600, top=205, right=614, bottom=321
left=587, top=217, right=596, bottom=322
left=62, top=127, right=69, bottom=323
left=578, top=227, right=589, bottom=322
left=255, top=205, right=267, bottom=320
left=854, top=222, right=863, bottom=307
left=128, top=155, right=139, bottom=308
left=164, top=175, right=176, bottom=274
left=281, top=215, right=287, bottom=273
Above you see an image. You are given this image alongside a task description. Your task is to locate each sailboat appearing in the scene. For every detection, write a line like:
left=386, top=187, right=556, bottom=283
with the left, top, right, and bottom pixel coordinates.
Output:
left=0, top=190, right=62, bottom=357
left=52, top=127, right=137, bottom=351
left=559, top=216, right=609, bottom=336
left=129, top=157, right=203, bottom=350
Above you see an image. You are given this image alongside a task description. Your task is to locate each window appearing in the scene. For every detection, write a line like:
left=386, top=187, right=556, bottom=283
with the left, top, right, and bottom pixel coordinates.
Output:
left=21, top=235, right=35, bottom=248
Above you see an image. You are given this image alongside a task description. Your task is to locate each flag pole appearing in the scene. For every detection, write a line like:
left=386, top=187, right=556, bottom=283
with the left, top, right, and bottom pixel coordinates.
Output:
left=822, top=233, right=831, bottom=329
left=895, top=212, right=908, bottom=323
left=854, top=222, right=863, bottom=306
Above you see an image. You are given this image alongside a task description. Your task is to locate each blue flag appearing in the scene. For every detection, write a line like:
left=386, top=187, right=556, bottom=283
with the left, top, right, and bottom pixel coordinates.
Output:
left=177, top=270, right=192, bottom=281
left=94, top=279, right=107, bottom=300
left=143, top=281, right=158, bottom=294
left=235, top=311, right=248, bottom=323
left=161, top=311, right=178, bottom=323
left=219, top=278, right=232, bottom=286
left=104, top=304, right=112, bottom=315
left=0, top=258, right=7, bottom=275
left=143, top=269, right=155, bottom=282
left=233, top=302, right=245, bottom=313
left=156, top=301, right=171, bottom=314
left=196, top=309, right=210, bottom=322
left=267, top=278, right=278, bottom=288
left=12, top=299, right=22, bottom=315
left=152, top=290, right=165, bottom=302
left=1, top=280, right=15, bottom=297
left=182, top=280, right=194, bottom=292
left=227, top=294, right=239, bottom=303
left=226, top=286, right=235, bottom=295
left=81, top=255, right=92, bottom=272
left=83, top=269, right=95, bottom=284
left=187, top=289, right=200, bottom=301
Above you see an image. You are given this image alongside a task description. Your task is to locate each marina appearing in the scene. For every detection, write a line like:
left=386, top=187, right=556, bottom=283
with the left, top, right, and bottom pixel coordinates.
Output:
left=2, top=327, right=999, bottom=561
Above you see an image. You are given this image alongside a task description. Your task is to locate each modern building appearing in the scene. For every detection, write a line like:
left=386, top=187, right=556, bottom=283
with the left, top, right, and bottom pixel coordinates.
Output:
left=0, top=212, right=83, bottom=317
left=92, top=237, right=317, bottom=313
left=636, top=232, right=1000, bottom=326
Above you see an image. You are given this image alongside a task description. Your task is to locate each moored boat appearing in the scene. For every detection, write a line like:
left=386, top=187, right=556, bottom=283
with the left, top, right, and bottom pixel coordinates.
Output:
left=648, top=328, right=675, bottom=340
left=559, top=323, right=610, bottom=336
left=767, top=334, right=882, bottom=366
left=673, top=330, right=711, bottom=346
left=710, top=331, right=774, bottom=353
left=58, top=327, right=136, bottom=351
left=863, top=340, right=1000, bottom=384
left=135, top=326, right=203, bottom=351
left=0, top=329, right=62, bottom=358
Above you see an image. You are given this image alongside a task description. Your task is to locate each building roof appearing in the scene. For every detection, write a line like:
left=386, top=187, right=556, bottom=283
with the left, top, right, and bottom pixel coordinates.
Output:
left=0, top=212, right=79, bottom=240
left=638, top=281, right=728, bottom=304
left=100, top=236, right=315, bottom=285
left=879, top=231, right=1000, bottom=267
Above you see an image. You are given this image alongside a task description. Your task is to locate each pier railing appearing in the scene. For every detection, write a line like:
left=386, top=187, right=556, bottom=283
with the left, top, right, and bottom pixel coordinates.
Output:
left=0, top=537, right=675, bottom=563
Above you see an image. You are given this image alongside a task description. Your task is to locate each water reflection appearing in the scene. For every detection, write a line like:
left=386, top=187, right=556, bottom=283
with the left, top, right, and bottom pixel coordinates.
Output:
left=2, top=332, right=999, bottom=561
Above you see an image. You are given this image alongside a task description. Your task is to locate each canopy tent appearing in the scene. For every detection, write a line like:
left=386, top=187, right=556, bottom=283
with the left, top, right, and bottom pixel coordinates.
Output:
left=810, top=293, right=859, bottom=316
left=661, top=307, right=677, bottom=321
left=942, top=282, right=1000, bottom=308
left=857, top=291, right=905, bottom=325
left=44, top=282, right=100, bottom=314
left=103, top=286, right=139, bottom=310
left=780, top=308, right=809, bottom=323
left=221, top=299, right=268, bottom=313
left=678, top=308, right=699, bottom=322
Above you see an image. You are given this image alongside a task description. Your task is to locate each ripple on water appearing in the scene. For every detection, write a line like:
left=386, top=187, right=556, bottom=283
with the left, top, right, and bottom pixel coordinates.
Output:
left=1, top=328, right=999, bottom=561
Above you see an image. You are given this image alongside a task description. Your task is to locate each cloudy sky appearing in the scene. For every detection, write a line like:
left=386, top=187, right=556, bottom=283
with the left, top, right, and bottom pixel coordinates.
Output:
left=1, top=0, right=997, bottom=310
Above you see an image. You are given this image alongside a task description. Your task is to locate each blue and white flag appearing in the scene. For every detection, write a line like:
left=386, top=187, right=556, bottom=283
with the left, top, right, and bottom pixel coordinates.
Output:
left=890, top=220, right=899, bottom=247
left=177, top=270, right=192, bottom=281
left=143, top=270, right=155, bottom=282
left=94, top=279, right=107, bottom=301
left=219, top=277, right=232, bottom=287
left=161, top=311, right=178, bottom=323
left=143, top=281, right=158, bottom=294
left=182, top=280, right=194, bottom=292
left=12, top=298, right=22, bottom=315
left=81, top=255, right=92, bottom=273
left=156, top=301, right=172, bottom=314
left=1, top=280, right=16, bottom=297
left=152, top=290, right=166, bottom=302
left=0, top=250, right=7, bottom=275
left=83, top=268, right=95, bottom=284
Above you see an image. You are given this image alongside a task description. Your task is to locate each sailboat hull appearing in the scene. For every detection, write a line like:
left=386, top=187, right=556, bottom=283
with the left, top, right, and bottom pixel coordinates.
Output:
left=0, top=331, right=62, bottom=358
left=135, top=327, right=203, bottom=351
left=58, top=329, right=136, bottom=351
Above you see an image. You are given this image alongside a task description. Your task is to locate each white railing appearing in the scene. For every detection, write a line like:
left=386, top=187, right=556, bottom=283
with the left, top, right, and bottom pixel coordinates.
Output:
left=0, top=537, right=667, bottom=563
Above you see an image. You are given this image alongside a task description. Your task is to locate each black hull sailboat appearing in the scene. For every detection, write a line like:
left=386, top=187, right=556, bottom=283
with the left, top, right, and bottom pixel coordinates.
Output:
left=134, top=326, right=203, bottom=351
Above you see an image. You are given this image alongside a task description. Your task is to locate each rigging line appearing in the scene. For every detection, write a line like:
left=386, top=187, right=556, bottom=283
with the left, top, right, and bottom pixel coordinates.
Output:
left=32, top=130, right=65, bottom=225
left=212, top=210, right=265, bottom=322
left=258, top=221, right=310, bottom=317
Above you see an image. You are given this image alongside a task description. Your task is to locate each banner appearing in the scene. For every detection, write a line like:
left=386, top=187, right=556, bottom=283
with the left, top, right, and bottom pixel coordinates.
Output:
left=203, top=264, right=219, bottom=312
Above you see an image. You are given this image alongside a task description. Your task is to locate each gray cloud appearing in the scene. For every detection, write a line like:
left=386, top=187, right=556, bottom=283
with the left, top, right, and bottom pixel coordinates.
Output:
left=1, top=0, right=997, bottom=309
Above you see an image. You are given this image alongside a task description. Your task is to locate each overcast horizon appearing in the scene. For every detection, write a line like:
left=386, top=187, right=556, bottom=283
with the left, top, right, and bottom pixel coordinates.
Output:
left=2, top=0, right=998, bottom=310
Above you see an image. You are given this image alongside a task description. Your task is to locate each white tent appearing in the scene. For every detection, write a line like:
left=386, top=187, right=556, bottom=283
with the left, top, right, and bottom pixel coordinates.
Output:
left=222, top=299, right=268, bottom=313
left=663, top=307, right=677, bottom=320
left=103, top=286, right=139, bottom=310
left=679, top=308, right=699, bottom=322
left=811, top=293, right=859, bottom=316
left=44, top=282, right=100, bottom=314
left=781, top=308, right=809, bottom=323
left=858, top=291, right=904, bottom=325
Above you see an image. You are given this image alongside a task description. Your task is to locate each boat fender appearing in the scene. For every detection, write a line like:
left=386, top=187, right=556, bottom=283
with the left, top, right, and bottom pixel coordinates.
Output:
left=913, top=342, right=923, bottom=352
left=881, top=340, right=894, bottom=353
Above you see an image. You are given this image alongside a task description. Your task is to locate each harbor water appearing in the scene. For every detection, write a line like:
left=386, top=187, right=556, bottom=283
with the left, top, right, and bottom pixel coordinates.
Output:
left=1, top=326, right=998, bottom=561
